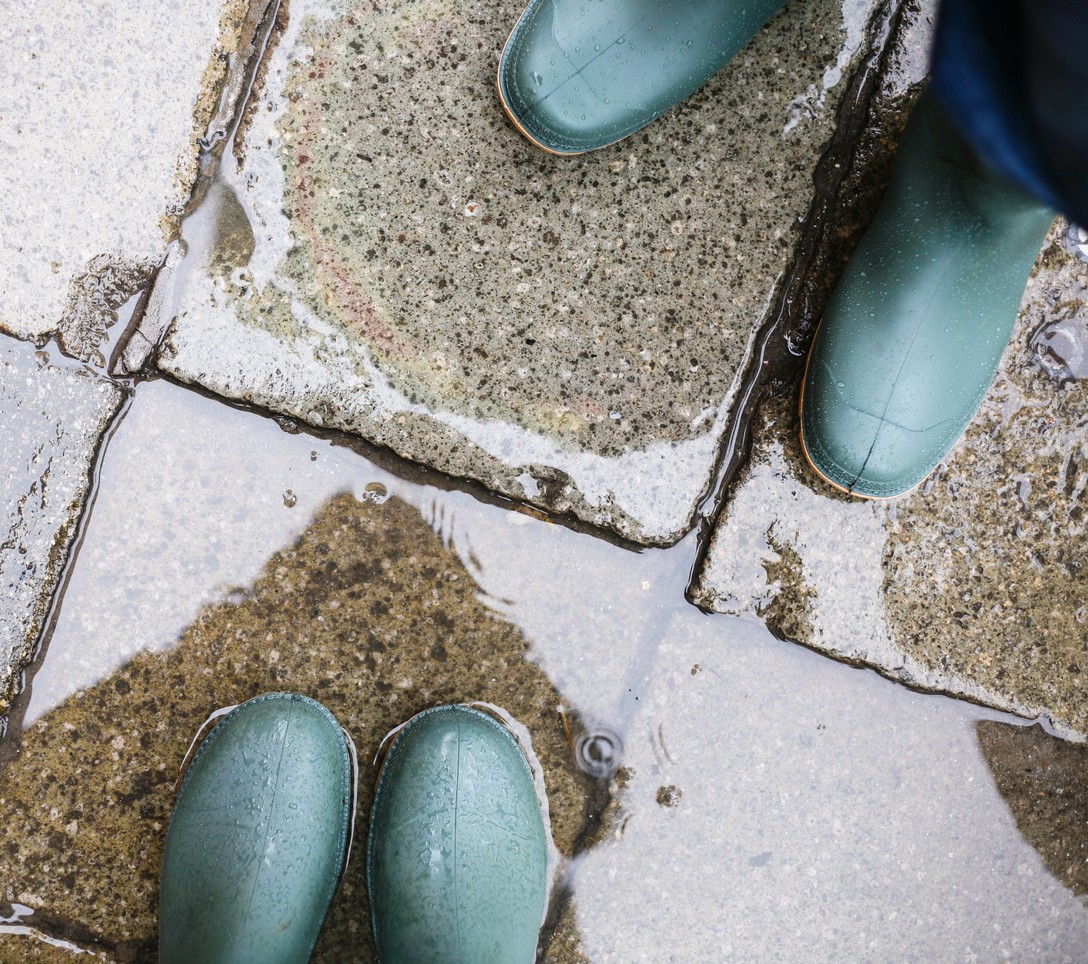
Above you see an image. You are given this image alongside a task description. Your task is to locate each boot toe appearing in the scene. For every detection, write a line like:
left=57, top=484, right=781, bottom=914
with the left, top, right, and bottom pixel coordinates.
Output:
left=160, top=693, right=352, bottom=964
left=801, top=380, right=962, bottom=498
left=367, top=705, right=548, bottom=964
left=498, top=0, right=788, bottom=154
left=497, top=0, right=644, bottom=154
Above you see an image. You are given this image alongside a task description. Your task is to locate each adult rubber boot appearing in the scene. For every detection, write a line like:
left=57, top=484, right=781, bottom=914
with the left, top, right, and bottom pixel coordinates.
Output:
left=800, top=92, right=1056, bottom=498
left=367, top=705, right=549, bottom=963
left=498, top=0, right=789, bottom=154
left=159, top=693, right=353, bottom=964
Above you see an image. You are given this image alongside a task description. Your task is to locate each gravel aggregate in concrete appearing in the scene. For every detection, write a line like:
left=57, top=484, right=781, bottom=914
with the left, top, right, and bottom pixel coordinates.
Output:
left=693, top=223, right=1088, bottom=739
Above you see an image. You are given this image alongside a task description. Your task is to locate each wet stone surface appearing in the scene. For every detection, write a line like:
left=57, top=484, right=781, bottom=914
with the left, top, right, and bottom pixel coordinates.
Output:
left=977, top=720, right=1088, bottom=900
left=692, top=222, right=1088, bottom=738
left=147, top=0, right=886, bottom=545
left=0, top=340, right=124, bottom=713
left=570, top=624, right=1088, bottom=961
left=5, top=0, right=1088, bottom=957
left=0, top=0, right=249, bottom=348
left=5, top=380, right=1088, bottom=961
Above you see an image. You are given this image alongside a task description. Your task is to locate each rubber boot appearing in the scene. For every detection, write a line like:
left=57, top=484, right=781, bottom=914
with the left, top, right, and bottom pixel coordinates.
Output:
left=159, top=693, right=353, bottom=964
left=498, top=0, right=789, bottom=154
left=367, top=705, right=549, bottom=963
left=800, top=92, right=1056, bottom=498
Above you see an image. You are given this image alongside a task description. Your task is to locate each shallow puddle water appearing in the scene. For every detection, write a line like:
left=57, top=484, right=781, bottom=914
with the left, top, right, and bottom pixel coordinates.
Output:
left=0, top=378, right=1085, bottom=960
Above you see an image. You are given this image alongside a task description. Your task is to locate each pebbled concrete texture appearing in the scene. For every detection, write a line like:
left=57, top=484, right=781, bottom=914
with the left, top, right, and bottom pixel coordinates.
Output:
left=0, top=339, right=124, bottom=713
left=145, top=0, right=889, bottom=545
left=4, top=0, right=1088, bottom=956
left=0, top=0, right=250, bottom=354
left=691, top=222, right=1088, bottom=738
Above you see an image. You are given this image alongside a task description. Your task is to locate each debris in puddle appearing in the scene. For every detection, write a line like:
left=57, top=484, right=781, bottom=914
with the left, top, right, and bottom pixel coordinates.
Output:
left=1064, top=222, right=1088, bottom=265
left=357, top=482, right=389, bottom=504
left=1031, top=314, right=1088, bottom=381
left=655, top=784, right=682, bottom=808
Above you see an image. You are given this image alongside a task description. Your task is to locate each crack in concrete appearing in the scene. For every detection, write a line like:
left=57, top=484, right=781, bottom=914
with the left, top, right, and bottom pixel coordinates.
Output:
left=688, top=0, right=913, bottom=599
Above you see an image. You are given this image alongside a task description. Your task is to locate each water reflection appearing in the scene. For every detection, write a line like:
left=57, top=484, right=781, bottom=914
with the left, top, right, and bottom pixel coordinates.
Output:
left=3, top=380, right=1087, bottom=959
left=2, top=483, right=594, bottom=959
left=22, top=380, right=680, bottom=737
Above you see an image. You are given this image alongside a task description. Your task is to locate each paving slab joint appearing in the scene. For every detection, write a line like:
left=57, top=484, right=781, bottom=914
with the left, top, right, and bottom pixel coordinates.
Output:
left=687, top=0, right=923, bottom=596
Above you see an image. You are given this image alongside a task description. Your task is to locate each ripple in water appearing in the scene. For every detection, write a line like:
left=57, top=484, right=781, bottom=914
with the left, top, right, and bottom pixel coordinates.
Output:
left=575, top=728, right=622, bottom=778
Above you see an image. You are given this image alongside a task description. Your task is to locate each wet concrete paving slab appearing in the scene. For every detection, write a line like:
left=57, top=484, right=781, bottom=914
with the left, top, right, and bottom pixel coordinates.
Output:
left=138, top=0, right=892, bottom=545
left=0, top=338, right=125, bottom=715
left=692, top=222, right=1088, bottom=739
left=571, top=626, right=1088, bottom=961
left=2, top=379, right=1087, bottom=960
left=0, top=0, right=250, bottom=353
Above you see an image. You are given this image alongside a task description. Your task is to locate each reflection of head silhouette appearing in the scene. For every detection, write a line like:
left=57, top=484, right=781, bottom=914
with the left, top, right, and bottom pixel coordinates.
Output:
left=0, top=492, right=592, bottom=959
left=976, top=720, right=1088, bottom=898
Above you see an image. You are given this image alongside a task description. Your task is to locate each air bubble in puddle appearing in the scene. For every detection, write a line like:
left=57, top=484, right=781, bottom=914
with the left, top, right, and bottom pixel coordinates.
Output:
left=283, top=489, right=297, bottom=508
left=357, top=482, right=389, bottom=504
left=575, top=728, right=622, bottom=778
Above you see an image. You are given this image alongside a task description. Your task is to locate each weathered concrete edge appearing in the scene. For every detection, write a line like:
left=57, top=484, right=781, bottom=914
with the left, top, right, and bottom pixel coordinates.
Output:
left=2, top=365, right=128, bottom=717
left=688, top=0, right=916, bottom=562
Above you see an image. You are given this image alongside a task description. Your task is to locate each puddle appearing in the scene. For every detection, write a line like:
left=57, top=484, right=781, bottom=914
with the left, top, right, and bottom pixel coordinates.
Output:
left=4, top=0, right=1088, bottom=957
left=0, top=337, right=126, bottom=713
left=1, top=378, right=1086, bottom=959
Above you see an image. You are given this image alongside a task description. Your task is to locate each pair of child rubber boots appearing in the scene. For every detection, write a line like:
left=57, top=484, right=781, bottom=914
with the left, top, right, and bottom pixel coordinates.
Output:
left=498, top=0, right=1058, bottom=498
left=160, top=694, right=549, bottom=962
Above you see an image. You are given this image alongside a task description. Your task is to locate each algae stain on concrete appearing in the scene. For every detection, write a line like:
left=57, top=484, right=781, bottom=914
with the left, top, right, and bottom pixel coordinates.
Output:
left=0, top=492, right=593, bottom=959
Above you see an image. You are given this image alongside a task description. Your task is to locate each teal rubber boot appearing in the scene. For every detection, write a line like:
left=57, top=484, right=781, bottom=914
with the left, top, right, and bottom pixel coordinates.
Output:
left=497, top=0, right=788, bottom=154
left=367, top=705, right=549, bottom=964
left=800, top=93, right=1056, bottom=498
left=159, top=693, right=353, bottom=964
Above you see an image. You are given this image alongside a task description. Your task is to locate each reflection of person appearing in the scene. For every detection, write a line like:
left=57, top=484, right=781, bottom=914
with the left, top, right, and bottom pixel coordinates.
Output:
left=159, top=695, right=549, bottom=962
left=497, top=0, right=1088, bottom=498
